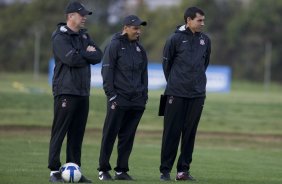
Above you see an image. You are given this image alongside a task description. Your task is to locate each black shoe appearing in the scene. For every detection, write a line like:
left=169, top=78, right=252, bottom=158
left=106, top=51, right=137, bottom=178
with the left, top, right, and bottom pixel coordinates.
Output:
left=49, top=172, right=63, bottom=183
left=79, top=175, right=92, bottom=183
left=114, top=172, right=133, bottom=180
left=175, top=172, right=196, bottom=181
left=98, top=171, right=113, bottom=181
left=160, top=172, right=171, bottom=181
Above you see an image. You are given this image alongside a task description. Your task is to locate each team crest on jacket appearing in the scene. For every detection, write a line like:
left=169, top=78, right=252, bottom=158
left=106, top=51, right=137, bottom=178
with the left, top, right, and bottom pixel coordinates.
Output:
left=200, top=39, right=205, bottom=45
left=136, top=46, right=141, bottom=52
left=168, top=96, right=174, bottom=104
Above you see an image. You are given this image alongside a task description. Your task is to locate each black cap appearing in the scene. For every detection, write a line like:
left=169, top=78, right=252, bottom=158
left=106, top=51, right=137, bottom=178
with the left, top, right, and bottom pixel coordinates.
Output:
left=123, top=15, right=147, bottom=26
left=65, top=1, right=92, bottom=16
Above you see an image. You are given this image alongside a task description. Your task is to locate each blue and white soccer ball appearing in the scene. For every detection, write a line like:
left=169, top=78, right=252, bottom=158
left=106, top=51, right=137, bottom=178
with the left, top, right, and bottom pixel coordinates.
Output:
left=60, top=163, right=82, bottom=183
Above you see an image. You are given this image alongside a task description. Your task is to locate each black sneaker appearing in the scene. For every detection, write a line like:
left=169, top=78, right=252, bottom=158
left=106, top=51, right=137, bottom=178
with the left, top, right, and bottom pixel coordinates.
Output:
left=49, top=172, right=63, bottom=183
left=98, top=171, right=113, bottom=181
left=79, top=175, right=92, bottom=183
left=175, top=172, right=196, bottom=181
left=160, top=172, right=171, bottom=181
left=114, top=172, right=133, bottom=180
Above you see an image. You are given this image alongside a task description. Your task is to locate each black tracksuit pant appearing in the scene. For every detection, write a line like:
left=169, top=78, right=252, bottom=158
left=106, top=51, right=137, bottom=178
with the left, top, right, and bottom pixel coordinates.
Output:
left=160, top=96, right=205, bottom=174
left=48, top=95, right=89, bottom=171
left=98, top=101, right=144, bottom=173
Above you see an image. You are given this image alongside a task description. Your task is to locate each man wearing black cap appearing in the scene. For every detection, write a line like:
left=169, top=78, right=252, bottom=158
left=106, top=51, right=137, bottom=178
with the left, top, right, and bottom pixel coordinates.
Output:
left=159, top=7, right=211, bottom=181
left=97, top=15, right=148, bottom=181
left=48, top=1, right=102, bottom=183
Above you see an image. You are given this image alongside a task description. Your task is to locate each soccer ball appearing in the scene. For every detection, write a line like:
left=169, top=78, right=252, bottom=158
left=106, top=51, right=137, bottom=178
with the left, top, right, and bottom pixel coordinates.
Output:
left=60, top=163, right=82, bottom=183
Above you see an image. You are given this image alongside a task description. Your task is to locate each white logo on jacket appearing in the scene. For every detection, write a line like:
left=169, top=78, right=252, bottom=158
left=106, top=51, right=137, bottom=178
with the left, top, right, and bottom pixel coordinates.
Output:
left=200, top=39, right=205, bottom=45
left=82, top=34, right=87, bottom=39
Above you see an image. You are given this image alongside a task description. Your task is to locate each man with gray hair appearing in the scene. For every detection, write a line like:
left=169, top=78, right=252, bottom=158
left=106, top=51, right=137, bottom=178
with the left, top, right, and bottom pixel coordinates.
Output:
left=48, top=1, right=102, bottom=183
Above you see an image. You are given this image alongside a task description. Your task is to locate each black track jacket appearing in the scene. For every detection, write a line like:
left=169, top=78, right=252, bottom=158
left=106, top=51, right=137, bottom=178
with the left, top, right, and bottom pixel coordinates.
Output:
left=51, top=23, right=103, bottom=97
left=101, top=33, right=148, bottom=106
left=163, top=25, right=211, bottom=98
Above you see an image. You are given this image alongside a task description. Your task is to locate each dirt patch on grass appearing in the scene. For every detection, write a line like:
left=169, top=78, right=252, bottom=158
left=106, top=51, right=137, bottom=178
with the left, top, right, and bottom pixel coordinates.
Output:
left=1, top=125, right=282, bottom=143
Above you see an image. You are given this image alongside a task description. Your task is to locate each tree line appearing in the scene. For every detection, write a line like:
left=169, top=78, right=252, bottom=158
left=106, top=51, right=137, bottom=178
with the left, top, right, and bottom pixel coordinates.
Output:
left=0, top=0, right=281, bottom=83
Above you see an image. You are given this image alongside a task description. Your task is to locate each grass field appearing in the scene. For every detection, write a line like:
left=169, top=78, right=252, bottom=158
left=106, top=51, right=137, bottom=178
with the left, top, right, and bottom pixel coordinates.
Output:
left=0, top=73, right=282, bottom=184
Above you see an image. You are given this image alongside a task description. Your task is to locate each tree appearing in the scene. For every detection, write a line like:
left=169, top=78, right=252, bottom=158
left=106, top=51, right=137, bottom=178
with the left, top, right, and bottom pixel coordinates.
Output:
left=1, top=0, right=282, bottom=83
left=0, top=0, right=113, bottom=72
left=226, top=0, right=282, bottom=82
left=0, top=0, right=69, bottom=72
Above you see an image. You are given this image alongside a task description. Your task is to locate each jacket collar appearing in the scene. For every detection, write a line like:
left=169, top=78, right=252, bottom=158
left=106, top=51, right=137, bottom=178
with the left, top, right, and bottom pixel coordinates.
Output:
left=112, top=32, right=139, bottom=43
left=176, top=25, right=201, bottom=36
left=57, top=22, right=87, bottom=35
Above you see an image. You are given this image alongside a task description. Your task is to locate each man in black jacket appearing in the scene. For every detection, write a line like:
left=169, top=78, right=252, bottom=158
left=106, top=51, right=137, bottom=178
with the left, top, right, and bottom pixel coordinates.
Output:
left=97, top=15, right=148, bottom=181
left=159, top=7, right=211, bottom=181
left=48, top=1, right=102, bottom=183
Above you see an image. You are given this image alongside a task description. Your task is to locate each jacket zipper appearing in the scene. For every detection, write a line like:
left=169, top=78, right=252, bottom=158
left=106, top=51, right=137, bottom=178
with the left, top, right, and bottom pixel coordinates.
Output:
left=131, top=42, right=134, bottom=85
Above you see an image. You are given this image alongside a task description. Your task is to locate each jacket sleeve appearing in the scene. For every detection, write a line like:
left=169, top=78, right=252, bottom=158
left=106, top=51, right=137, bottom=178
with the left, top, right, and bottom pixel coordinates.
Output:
left=141, top=49, right=148, bottom=100
left=204, top=37, right=211, bottom=70
left=81, top=34, right=103, bottom=65
left=162, top=35, right=176, bottom=81
left=101, top=41, right=118, bottom=98
left=52, top=34, right=88, bottom=67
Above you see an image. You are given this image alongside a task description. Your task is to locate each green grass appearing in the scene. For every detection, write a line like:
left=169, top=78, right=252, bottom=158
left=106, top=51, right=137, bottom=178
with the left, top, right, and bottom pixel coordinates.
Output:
left=0, top=130, right=281, bottom=184
left=1, top=72, right=282, bottom=184
left=1, top=72, right=282, bottom=134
